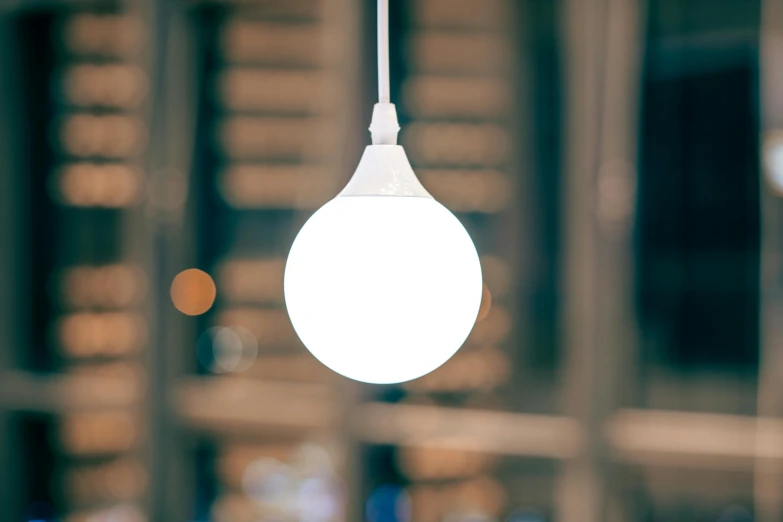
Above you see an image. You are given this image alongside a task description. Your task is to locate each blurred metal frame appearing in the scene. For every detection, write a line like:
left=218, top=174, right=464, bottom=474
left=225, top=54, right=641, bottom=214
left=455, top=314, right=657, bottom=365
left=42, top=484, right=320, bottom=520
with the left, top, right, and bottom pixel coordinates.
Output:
left=0, top=6, right=22, bottom=522
left=131, top=0, right=199, bottom=519
left=756, top=0, right=783, bottom=520
left=557, top=0, right=645, bottom=520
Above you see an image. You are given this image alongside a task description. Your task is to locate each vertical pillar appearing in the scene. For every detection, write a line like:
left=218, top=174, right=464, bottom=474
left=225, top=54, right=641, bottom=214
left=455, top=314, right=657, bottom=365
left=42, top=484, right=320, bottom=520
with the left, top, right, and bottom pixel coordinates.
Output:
left=0, top=11, right=18, bottom=522
left=556, top=0, right=644, bottom=520
left=756, top=0, right=783, bottom=519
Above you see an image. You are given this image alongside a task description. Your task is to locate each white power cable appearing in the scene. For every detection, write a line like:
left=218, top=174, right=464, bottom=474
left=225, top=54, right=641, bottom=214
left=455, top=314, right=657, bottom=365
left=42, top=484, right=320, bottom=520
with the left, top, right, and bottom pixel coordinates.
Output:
left=370, top=0, right=400, bottom=144
left=378, top=0, right=390, bottom=103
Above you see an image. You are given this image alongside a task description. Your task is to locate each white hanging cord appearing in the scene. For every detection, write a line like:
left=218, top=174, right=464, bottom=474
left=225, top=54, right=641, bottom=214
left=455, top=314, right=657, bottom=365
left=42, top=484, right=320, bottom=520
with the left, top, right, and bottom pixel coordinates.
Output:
left=378, top=0, right=390, bottom=103
left=370, top=0, right=399, bottom=144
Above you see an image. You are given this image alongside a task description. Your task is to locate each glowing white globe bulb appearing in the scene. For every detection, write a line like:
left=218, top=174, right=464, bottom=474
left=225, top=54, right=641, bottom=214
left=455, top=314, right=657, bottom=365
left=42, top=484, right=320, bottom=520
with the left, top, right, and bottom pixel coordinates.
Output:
left=285, top=143, right=482, bottom=384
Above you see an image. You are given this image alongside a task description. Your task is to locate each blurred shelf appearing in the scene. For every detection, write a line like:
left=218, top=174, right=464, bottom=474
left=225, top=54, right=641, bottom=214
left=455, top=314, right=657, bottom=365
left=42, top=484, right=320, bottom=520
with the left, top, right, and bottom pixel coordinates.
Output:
left=0, top=371, right=139, bottom=413
left=3, top=369, right=780, bottom=472
left=353, top=402, right=582, bottom=459
left=168, top=379, right=783, bottom=470
left=174, top=377, right=339, bottom=433
left=607, top=408, right=783, bottom=469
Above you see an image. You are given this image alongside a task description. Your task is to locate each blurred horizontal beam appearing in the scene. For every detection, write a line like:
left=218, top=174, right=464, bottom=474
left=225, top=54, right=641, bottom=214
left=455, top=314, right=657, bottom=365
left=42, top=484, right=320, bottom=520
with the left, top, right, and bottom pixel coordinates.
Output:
left=175, top=382, right=783, bottom=468
left=0, top=371, right=138, bottom=412
left=352, top=402, right=583, bottom=459
left=175, top=377, right=339, bottom=433
left=4, top=372, right=781, bottom=469
left=607, top=409, right=783, bottom=469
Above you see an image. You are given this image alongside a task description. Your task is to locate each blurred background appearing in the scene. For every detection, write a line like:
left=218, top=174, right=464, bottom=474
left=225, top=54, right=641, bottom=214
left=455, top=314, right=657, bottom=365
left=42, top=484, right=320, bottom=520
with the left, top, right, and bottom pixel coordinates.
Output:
left=1, top=0, right=782, bottom=521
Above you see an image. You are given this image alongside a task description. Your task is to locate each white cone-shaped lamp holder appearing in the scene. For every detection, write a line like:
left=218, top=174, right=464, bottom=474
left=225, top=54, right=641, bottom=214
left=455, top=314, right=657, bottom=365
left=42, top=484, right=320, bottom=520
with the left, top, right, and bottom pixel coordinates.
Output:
left=340, top=104, right=431, bottom=198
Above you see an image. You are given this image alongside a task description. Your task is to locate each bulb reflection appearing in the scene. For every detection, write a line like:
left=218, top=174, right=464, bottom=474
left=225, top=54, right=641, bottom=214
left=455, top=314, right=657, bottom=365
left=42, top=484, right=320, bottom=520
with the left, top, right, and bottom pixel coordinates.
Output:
left=240, top=442, right=343, bottom=522
left=196, top=326, right=257, bottom=373
left=366, top=485, right=411, bottom=522
left=764, top=130, right=783, bottom=195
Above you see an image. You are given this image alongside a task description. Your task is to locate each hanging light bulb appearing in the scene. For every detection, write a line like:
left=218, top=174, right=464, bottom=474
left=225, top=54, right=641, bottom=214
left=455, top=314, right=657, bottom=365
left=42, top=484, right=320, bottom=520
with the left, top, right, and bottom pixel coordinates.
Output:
left=284, top=0, right=482, bottom=384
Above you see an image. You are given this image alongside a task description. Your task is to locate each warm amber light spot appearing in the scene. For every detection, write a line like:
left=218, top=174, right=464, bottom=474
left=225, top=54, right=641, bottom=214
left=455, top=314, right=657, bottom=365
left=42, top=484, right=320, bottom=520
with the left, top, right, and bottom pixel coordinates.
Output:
left=477, top=284, right=492, bottom=322
left=171, top=269, right=216, bottom=316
